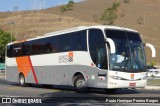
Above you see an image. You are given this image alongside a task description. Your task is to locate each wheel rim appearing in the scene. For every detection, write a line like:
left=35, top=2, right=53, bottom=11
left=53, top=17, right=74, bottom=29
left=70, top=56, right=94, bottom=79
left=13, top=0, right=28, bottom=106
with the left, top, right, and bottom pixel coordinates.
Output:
left=20, top=76, right=24, bottom=85
left=76, top=79, right=85, bottom=89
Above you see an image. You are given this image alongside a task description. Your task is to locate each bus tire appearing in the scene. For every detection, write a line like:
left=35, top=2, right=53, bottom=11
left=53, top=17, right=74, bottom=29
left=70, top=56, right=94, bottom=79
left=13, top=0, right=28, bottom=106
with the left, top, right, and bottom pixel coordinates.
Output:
left=74, top=75, right=87, bottom=93
left=19, top=74, right=26, bottom=87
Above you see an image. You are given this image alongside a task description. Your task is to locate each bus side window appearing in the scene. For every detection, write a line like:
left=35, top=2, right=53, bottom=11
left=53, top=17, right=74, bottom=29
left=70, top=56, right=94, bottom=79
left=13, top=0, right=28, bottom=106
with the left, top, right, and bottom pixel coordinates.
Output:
left=22, top=42, right=31, bottom=55
left=72, top=30, right=87, bottom=51
left=61, top=34, right=70, bottom=51
left=13, top=43, right=22, bottom=57
left=89, top=29, right=108, bottom=69
left=7, top=45, right=14, bottom=57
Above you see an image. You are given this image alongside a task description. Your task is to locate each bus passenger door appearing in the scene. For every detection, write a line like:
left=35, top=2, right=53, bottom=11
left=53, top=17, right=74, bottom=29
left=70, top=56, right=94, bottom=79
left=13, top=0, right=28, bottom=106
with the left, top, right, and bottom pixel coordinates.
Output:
left=97, top=47, right=107, bottom=69
left=96, top=47, right=108, bottom=83
left=88, top=29, right=108, bottom=86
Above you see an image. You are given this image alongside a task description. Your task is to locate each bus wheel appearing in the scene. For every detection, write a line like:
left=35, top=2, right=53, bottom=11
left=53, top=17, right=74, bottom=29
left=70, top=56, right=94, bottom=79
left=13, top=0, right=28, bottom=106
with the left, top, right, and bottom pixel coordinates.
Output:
left=74, top=75, right=87, bottom=93
left=19, top=74, right=26, bottom=87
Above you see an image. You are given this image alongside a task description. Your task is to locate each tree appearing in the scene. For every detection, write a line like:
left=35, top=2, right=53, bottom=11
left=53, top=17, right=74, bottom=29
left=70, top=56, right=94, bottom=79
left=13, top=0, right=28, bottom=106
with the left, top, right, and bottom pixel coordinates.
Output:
left=60, top=0, right=75, bottom=13
left=101, top=8, right=118, bottom=25
left=68, top=0, right=74, bottom=5
left=0, top=29, right=16, bottom=62
left=101, top=2, right=120, bottom=25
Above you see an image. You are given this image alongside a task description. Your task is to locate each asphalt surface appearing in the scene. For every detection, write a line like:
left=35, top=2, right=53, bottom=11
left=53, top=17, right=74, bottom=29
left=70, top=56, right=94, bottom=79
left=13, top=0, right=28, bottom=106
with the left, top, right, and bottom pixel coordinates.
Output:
left=0, top=77, right=160, bottom=106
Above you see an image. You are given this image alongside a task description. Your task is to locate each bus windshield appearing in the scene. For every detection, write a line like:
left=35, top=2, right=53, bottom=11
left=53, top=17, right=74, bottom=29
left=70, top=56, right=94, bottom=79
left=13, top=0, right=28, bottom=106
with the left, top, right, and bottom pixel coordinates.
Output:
left=105, top=29, right=146, bottom=72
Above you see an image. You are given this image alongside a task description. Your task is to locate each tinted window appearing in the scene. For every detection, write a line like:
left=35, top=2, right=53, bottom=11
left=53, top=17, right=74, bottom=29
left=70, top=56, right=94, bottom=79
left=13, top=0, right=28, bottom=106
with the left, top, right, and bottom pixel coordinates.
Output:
left=89, top=29, right=107, bottom=69
left=7, top=45, right=14, bottom=57
left=105, top=30, right=146, bottom=72
left=13, top=43, right=22, bottom=57
left=60, top=34, right=70, bottom=51
left=48, top=36, right=60, bottom=53
left=22, top=42, right=31, bottom=55
left=71, top=31, right=87, bottom=51
left=126, top=31, right=142, bottom=42
left=7, top=30, right=87, bottom=57
left=31, top=38, right=53, bottom=55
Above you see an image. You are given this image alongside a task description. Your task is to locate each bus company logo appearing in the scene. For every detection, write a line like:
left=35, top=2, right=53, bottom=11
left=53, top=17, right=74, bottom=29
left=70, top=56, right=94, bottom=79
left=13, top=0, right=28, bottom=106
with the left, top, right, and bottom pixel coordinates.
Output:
left=68, top=52, right=73, bottom=62
left=59, top=52, right=74, bottom=63
left=131, top=74, right=134, bottom=79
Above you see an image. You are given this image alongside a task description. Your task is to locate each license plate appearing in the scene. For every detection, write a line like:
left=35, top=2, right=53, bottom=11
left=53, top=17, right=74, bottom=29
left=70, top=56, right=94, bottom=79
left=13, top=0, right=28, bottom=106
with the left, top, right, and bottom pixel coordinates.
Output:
left=129, top=83, right=136, bottom=87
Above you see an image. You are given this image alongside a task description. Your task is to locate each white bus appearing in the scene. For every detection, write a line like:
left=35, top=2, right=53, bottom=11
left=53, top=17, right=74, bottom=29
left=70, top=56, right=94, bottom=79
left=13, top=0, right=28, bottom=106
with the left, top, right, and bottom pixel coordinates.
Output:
left=5, top=25, right=156, bottom=92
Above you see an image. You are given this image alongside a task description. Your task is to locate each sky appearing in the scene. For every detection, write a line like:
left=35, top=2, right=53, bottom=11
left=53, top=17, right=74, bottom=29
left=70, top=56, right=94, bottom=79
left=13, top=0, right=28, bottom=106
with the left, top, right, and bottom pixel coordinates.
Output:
left=0, top=0, right=82, bottom=12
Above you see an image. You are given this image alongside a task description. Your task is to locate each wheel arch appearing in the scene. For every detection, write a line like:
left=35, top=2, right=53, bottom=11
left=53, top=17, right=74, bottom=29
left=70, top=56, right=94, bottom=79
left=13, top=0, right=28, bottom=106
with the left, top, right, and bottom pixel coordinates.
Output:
left=72, top=72, right=87, bottom=86
left=19, top=72, right=24, bottom=77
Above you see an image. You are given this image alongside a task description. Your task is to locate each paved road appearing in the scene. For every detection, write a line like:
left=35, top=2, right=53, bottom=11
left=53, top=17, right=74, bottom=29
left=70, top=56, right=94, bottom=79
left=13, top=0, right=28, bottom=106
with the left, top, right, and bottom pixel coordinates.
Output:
left=0, top=77, right=160, bottom=106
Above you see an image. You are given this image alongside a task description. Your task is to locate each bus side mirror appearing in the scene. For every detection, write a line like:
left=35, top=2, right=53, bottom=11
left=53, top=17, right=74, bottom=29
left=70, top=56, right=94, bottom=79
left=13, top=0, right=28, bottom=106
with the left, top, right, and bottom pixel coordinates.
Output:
left=145, top=43, right=156, bottom=57
left=105, top=38, right=115, bottom=54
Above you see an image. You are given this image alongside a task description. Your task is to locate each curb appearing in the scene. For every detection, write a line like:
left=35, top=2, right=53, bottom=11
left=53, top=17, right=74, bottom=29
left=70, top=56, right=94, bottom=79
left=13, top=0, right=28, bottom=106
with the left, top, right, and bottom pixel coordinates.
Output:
left=136, top=85, right=160, bottom=90
left=144, top=85, right=160, bottom=90
left=0, top=75, right=5, bottom=78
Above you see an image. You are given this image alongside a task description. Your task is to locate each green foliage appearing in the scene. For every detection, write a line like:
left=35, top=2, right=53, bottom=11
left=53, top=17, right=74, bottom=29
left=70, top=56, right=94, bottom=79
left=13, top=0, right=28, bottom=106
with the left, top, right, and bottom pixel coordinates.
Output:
left=0, top=29, right=16, bottom=62
left=60, top=0, right=75, bottom=13
left=147, top=79, right=160, bottom=85
left=112, top=2, right=120, bottom=11
left=68, top=0, right=75, bottom=4
left=60, top=6, right=67, bottom=13
left=148, top=61, right=157, bottom=80
left=151, top=75, right=155, bottom=80
left=101, top=9, right=118, bottom=25
left=101, top=2, right=120, bottom=25
left=150, top=61, right=156, bottom=67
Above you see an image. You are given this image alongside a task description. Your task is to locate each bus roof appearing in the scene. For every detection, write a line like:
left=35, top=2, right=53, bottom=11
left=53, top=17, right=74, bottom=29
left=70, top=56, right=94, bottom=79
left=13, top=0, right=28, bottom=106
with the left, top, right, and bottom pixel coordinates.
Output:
left=44, top=25, right=138, bottom=36
left=8, top=25, right=138, bottom=45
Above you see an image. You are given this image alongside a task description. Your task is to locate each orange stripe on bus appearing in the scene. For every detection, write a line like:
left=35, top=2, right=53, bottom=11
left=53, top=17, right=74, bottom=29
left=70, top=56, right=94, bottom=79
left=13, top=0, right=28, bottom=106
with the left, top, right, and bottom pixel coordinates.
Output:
left=14, top=40, right=38, bottom=84
left=16, top=56, right=32, bottom=77
left=16, top=56, right=38, bottom=84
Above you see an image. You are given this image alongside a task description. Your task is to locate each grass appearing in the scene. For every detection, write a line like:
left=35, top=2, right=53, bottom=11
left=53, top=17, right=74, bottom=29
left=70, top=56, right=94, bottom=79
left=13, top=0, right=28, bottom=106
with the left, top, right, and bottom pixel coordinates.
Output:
left=147, top=79, right=160, bottom=86
left=0, top=71, right=5, bottom=77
